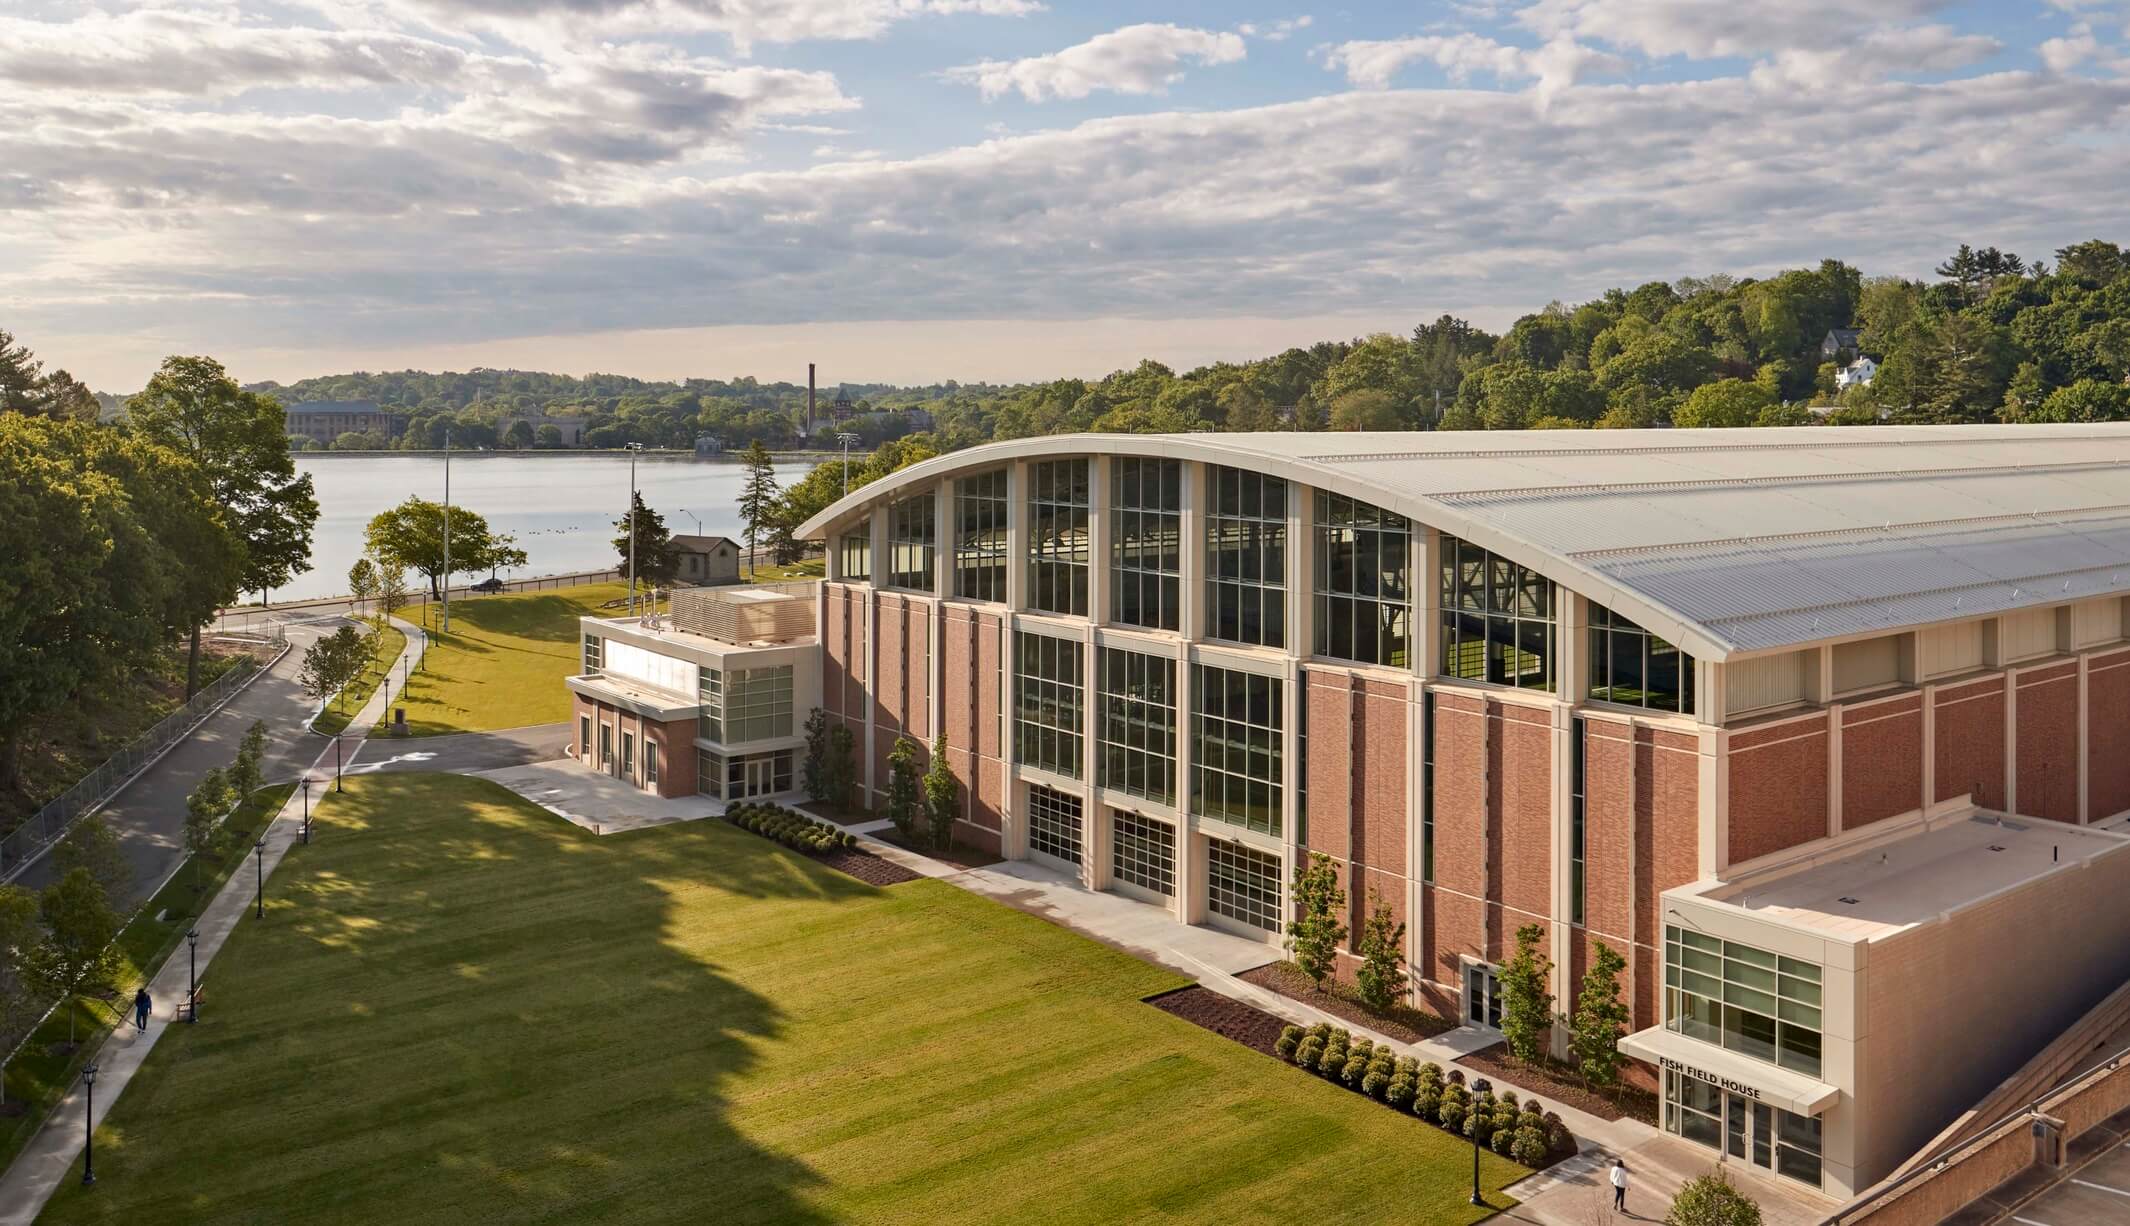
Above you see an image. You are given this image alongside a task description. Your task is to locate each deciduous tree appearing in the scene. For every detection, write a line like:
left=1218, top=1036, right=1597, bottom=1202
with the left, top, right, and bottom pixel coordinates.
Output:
left=1498, top=922, right=1555, bottom=1066
left=25, top=869, right=121, bottom=1045
left=364, top=497, right=528, bottom=599
left=884, top=735, right=922, bottom=841
left=184, top=767, right=233, bottom=892
left=1570, top=940, right=1631, bottom=1094
left=0, top=884, right=39, bottom=1106
left=53, top=815, right=131, bottom=906
left=1286, top=852, right=1347, bottom=986
left=1353, top=888, right=1407, bottom=1011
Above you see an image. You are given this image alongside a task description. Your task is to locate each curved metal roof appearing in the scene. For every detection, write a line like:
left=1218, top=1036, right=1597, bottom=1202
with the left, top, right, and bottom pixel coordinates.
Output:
left=796, top=424, right=2130, bottom=661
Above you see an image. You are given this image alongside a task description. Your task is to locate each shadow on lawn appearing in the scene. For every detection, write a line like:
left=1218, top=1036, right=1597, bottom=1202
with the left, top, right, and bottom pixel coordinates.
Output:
left=37, top=771, right=855, bottom=1226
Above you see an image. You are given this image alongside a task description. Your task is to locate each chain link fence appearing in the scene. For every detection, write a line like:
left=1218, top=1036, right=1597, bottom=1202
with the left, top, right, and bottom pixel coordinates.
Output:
left=0, top=648, right=274, bottom=881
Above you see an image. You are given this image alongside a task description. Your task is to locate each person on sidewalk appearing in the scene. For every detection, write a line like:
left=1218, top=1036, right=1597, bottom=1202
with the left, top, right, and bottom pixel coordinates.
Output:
left=1610, top=1158, right=1629, bottom=1213
left=133, top=986, right=151, bottom=1032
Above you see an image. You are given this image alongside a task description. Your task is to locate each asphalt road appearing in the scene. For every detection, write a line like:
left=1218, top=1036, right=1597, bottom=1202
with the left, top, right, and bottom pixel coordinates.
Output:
left=346, top=723, right=571, bottom=777
left=11, top=619, right=343, bottom=908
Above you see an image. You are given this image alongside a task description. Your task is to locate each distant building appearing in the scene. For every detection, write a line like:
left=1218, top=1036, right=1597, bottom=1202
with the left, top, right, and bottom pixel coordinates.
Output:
left=1836, top=355, right=1879, bottom=391
left=1821, top=328, right=1863, bottom=360
left=501, top=414, right=589, bottom=446
left=694, top=435, right=725, bottom=456
left=284, top=400, right=406, bottom=445
left=672, top=535, right=741, bottom=586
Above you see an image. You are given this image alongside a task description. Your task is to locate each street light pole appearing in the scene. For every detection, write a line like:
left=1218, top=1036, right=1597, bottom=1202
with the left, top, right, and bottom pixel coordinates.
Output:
left=1469, top=1077, right=1493, bottom=1206
left=254, top=835, right=267, bottom=919
left=335, top=735, right=343, bottom=792
left=624, top=442, right=643, bottom=617
left=441, top=426, right=453, bottom=635
left=186, top=929, right=199, bottom=1023
left=302, top=776, right=313, bottom=844
left=80, top=1064, right=96, bottom=1187
left=681, top=508, right=700, bottom=536
left=837, top=432, right=859, bottom=499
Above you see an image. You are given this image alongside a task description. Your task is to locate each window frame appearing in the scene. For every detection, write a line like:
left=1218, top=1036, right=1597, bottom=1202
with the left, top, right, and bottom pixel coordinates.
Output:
left=1206, top=466, right=1288, bottom=649
left=1438, top=535, right=1556, bottom=691
left=1313, top=490, right=1412, bottom=667
left=1109, top=457, right=1182, bottom=631
left=1027, top=459, right=1090, bottom=617
left=1190, top=663, right=1284, bottom=837
left=1097, top=646, right=1177, bottom=805
left=952, top=469, right=1009, bottom=603
left=1014, top=631, right=1085, bottom=779
left=887, top=493, right=937, bottom=592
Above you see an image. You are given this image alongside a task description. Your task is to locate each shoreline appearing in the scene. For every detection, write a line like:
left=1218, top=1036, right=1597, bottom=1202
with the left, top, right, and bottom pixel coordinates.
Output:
left=294, top=448, right=845, bottom=460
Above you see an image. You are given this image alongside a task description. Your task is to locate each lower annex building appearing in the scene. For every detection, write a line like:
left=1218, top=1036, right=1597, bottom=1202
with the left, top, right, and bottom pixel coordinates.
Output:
left=569, top=424, right=2130, bottom=1203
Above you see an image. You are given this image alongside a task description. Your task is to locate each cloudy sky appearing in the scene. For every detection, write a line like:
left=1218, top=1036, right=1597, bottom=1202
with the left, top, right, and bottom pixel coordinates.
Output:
left=4, top=1, right=2129, bottom=391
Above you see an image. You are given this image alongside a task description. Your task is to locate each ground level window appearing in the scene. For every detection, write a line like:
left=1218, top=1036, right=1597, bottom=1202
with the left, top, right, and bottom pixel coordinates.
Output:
left=697, top=749, right=724, bottom=797
left=579, top=715, right=592, bottom=757
left=1027, top=785, right=1084, bottom=866
left=645, top=741, right=659, bottom=787
left=1464, top=963, right=1502, bottom=1029
left=1111, top=812, right=1175, bottom=897
left=1205, top=839, right=1281, bottom=933
left=1663, top=1069, right=1825, bottom=1191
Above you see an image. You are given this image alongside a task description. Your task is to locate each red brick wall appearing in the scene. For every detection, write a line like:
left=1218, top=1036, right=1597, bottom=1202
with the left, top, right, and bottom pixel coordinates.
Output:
left=1935, top=676, right=2006, bottom=808
left=1843, top=693, right=1924, bottom=830
left=1495, top=703, right=1552, bottom=925
left=869, top=594, right=933, bottom=799
left=1299, top=671, right=1409, bottom=974
left=823, top=583, right=860, bottom=721
left=1581, top=718, right=1637, bottom=948
left=1641, top=728, right=1700, bottom=1031
left=1357, top=679, right=1410, bottom=880
left=2017, top=662, right=2079, bottom=822
left=2092, top=651, right=2130, bottom=820
left=647, top=715, right=698, bottom=797
left=1302, top=670, right=1353, bottom=862
left=1727, top=713, right=1828, bottom=863
left=941, top=605, right=1005, bottom=845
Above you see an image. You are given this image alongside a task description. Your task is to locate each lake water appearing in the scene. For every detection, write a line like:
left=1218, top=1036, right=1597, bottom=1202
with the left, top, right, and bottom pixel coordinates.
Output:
left=283, top=452, right=820, bottom=601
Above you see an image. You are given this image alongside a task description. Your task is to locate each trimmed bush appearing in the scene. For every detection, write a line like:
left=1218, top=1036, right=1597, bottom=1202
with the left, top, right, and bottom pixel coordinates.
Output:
left=1340, top=1052, right=1370, bottom=1088
left=1385, top=1073, right=1415, bottom=1110
left=1293, top=1036, right=1324, bottom=1072
left=1361, top=1069, right=1389, bottom=1099
left=1394, top=1056, right=1419, bottom=1081
left=1512, top=1125, right=1549, bottom=1166
left=1415, top=1062, right=1443, bottom=1091
left=1275, top=1026, right=1303, bottom=1060
left=1543, top=1112, right=1575, bottom=1158
left=1667, top=1172, right=1764, bottom=1226
left=1412, top=1082, right=1441, bottom=1121
left=1490, top=1121, right=1517, bottom=1155
left=1306, top=1022, right=1334, bottom=1042
left=1446, top=1068, right=1465, bottom=1086
left=1437, top=1084, right=1469, bottom=1132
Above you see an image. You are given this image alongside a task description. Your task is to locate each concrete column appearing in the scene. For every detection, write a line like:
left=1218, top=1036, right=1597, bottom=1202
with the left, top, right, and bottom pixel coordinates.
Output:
left=1415, top=528, right=1440, bottom=681
left=1280, top=654, right=1302, bottom=873
left=1920, top=682, right=1937, bottom=815
left=1826, top=703, right=1844, bottom=840
left=1083, top=796, right=1113, bottom=891
left=1173, top=654, right=1199, bottom=924
left=1005, top=461, right=1028, bottom=613
left=1700, top=726, right=1727, bottom=877
left=931, top=479, right=951, bottom=602
left=1288, top=477, right=1312, bottom=658
left=2079, top=654, right=2092, bottom=823
left=1086, top=456, right=1110, bottom=628
left=2005, top=669, right=2019, bottom=815
left=1179, top=828, right=1210, bottom=925
left=1548, top=589, right=1581, bottom=1047
left=863, top=507, right=885, bottom=805
left=1179, top=461, right=1206, bottom=642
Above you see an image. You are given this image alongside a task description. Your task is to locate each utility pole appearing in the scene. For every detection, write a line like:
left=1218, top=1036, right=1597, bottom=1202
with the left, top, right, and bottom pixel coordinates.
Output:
left=837, top=432, right=860, bottom=499
left=625, top=442, right=644, bottom=617
left=441, top=426, right=452, bottom=634
left=807, top=363, right=816, bottom=442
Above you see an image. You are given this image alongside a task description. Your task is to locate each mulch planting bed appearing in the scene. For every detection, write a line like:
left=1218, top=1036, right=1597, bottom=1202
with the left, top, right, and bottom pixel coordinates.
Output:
left=809, top=844, right=922, bottom=886
left=1145, top=985, right=1289, bottom=1058
left=1456, top=1041, right=1658, bottom=1125
left=1238, top=961, right=1458, bottom=1044
left=874, top=829, right=1004, bottom=871
left=796, top=801, right=880, bottom=828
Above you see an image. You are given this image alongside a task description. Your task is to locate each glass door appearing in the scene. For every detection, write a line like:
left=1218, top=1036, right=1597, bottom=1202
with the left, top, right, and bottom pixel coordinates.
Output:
left=1752, top=1103, right=1774, bottom=1169
left=1464, top=965, right=1502, bottom=1029
left=744, top=756, right=775, bottom=797
left=1725, top=1096, right=1748, bottom=1160
left=620, top=731, right=634, bottom=780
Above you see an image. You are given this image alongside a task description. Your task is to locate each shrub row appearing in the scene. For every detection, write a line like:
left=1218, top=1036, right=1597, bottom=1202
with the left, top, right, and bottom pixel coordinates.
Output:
left=1276, top=1023, right=1574, bottom=1166
left=729, top=802, right=857, bottom=854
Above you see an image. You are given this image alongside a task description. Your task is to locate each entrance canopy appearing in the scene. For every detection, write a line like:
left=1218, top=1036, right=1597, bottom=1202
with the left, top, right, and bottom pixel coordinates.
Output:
left=1622, top=1027, right=1840, bottom=1117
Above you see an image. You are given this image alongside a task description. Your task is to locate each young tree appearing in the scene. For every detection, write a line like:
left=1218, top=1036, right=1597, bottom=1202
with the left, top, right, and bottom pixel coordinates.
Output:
left=1666, top=1172, right=1764, bottom=1226
left=884, top=735, right=922, bottom=841
left=372, top=554, right=410, bottom=625
left=299, top=624, right=368, bottom=708
left=184, top=767, right=233, bottom=892
left=924, top=732, right=958, bottom=852
left=802, top=708, right=833, bottom=803
left=0, top=884, right=41, bottom=1108
left=364, top=497, right=529, bottom=600
left=229, top=719, right=268, bottom=801
left=348, top=557, right=378, bottom=619
left=737, top=439, right=780, bottom=577
left=612, top=490, right=681, bottom=588
left=1570, top=940, right=1632, bottom=1094
left=126, top=355, right=319, bottom=694
left=1498, top=922, right=1556, bottom=1066
left=1353, top=888, right=1407, bottom=1011
left=25, top=868, right=121, bottom=1045
left=52, top=815, right=132, bottom=906
left=827, top=724, right=857, bottom=812
left=1286, top=852, right=1348, bottom=987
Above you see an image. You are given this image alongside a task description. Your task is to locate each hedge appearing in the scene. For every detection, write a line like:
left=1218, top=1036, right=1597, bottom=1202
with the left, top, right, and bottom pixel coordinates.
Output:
left=726, top=801, right=858, bottom=855
left=1271, top=1023, right=1576, bottom=1167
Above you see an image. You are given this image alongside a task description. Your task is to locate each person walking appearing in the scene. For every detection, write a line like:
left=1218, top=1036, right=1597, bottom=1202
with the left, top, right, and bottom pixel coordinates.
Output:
left=133, top=986, right=152, bottom=1032
left=1610, top=1157, right=1629, bottom=1213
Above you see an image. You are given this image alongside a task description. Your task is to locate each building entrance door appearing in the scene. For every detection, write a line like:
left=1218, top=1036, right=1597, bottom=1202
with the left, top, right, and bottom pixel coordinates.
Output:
left=742, top=756, right=776, bottom=798
left=1464, top=964, right=1502, bottom=1029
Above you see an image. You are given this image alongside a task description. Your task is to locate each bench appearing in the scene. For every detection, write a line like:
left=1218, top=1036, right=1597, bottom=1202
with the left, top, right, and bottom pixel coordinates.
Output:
left=176, top=985, right=205, bottom=1023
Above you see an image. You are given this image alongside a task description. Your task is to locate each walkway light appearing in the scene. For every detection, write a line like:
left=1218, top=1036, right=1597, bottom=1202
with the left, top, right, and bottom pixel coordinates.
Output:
left=80, top=1063, right=98, bottom=1187
left=1469, top=1076, right=1493, bottom=1206
left=187, top=928, right=200, bottom=1023
left=254, top=835, right=267, bottom=919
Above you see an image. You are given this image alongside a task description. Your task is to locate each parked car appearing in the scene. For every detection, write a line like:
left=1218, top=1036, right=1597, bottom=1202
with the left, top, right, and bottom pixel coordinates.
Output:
left=471, top=576, right=506, bottom=594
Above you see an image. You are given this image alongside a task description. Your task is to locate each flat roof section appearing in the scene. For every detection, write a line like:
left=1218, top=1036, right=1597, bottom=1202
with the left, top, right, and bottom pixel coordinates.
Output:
left=1708, top=813, right=2130, bottom=942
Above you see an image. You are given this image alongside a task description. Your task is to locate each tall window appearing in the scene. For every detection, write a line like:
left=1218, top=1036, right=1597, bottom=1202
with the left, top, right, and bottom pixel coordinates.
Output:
left=1027, top=459, right=1089, bottom=616
left=1570, top=716, right=1586, bottom=925
left=1315, top=492, right=1410, bottom=666
left=698, top=666, right=722, bottom=741
left=1015, top=633, right=1084, bottom=778
left=1591, top=603, right=1697, bottom=714
left=838, top=533, right=870, bottom=583
left=1665, top=927, right=1823, bottom=1078
left=1110, top=458, right=1181, bottom=630
left=1191, top=664, right=1283, bottom=836
left=583, top=635, right=602, bottom=675
left=726, top=666, right=794, bottom=742
left=1421, top=691, right=1436, bottom=883
left=1207, top=467, right=1287, bottom=648
left=888, top=494, right=936, bottom=591
left=1098, top=647, right=1176, bottom=804
left=953, top=470, right=1009, bottom=602
left=1440, top=535, right=1555, bottom=690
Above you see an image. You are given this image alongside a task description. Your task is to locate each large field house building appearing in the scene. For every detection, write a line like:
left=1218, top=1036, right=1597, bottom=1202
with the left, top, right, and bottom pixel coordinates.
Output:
left=571, top=425, right=2130, bottom=1203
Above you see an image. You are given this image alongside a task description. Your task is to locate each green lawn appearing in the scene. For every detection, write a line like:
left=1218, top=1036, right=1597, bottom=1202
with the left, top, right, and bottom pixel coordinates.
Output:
left=396, top=582, right=637, bottom=735
left=311, top=623, right=406, bottom=736
left=0, top=784, right=294, bottom=1175
left=38, top=773, right=1522, bottom=1224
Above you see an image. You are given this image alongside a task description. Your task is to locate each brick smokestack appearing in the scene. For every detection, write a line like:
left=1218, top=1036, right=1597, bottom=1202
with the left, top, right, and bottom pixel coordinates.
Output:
left=807, top=363, right=815, bottom=439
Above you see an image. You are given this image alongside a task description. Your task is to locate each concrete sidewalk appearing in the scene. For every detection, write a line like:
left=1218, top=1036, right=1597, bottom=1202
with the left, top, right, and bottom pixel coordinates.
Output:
left=0, top=621, right=427, bottom=1225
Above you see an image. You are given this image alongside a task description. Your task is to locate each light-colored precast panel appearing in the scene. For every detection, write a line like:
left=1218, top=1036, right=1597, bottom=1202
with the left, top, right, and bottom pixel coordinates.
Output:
left=1832, top=635, right=1901, bottom=695
left=2070, top=596, right=2124, bottom=649
left=1918, top=621, right=1984, bottom=679
left=1728, top=649, right=1809, bottom=717
left=1998, top=608, right=2058, bottom=663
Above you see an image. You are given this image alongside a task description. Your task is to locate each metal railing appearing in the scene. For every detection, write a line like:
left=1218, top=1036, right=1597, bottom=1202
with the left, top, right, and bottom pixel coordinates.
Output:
left=0, top=652, right=269, bottom=880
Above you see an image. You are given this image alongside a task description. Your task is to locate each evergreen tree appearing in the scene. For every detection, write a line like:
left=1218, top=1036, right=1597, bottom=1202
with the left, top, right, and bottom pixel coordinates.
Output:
left=1353, top=887, right=1407, bottom=1011
left=737, top=439, right=780, bottom=577
left=1286, top=852, right=1347, bottom=986
left=885, top=735, right=922, bottom=841
left=1570, top=940, right=1631, bottom=1094
left=827, top=724, right=856, bottom=812
left=923, top=733, right=958, bottom=851
left=611, top=490, right=680, bottom=588
left=802, top=708, right=833, bottom=803
left=1498, top=922, right=1556, bottom=1065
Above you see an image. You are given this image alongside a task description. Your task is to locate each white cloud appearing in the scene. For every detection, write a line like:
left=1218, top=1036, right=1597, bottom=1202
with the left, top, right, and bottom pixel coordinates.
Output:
left=942, top=22, right=1245, bottom=101
left=1238, top=15, right=1311, bottom=42
left=339, top=0, right=1044, bottom=51
left=1518, top=0, right=1957, bottom=60
left=2041, top=23, right=2102, bottom=71
left=1324, top=33, right=1624, bottom=100
left=1749, top=24, right=2001, bottom=89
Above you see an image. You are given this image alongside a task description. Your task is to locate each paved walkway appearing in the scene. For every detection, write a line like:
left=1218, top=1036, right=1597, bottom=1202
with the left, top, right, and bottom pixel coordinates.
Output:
left=472, top=759, right=722, bottom=834
left=10, top=622, right=335, bottom=909
left=345, top=722, right=569, bottom=777
left=0, top=621, right=427, bottom=1225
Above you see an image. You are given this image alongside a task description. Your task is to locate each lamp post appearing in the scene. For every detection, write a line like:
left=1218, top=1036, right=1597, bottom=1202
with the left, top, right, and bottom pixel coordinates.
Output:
left=186, top=928, right=199, bottom=1023
left=837, top=432, right=859, bottom=498
left=80, top=1063, right=97, bottom=1187
left=335, top=734, right=343, bottom=792
left=254, top=835, right=267, bottom=920
left=1469, top=1077, right=1493, bottom=1206
left=302, top=776, right=314, bottom=844
left=440, top=426, right=452, bottom=635
left=680, top=508, right=701, bottom=536
left=624, top=442, right=644, bottom=617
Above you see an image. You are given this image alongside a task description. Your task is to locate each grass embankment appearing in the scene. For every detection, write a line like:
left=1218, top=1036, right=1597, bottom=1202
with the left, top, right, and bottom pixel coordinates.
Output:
left=310, top=623, right=407, bottom=737
left=0, top=783, right=294, bottom=1174
left=40, top=773, right=1522, bottom=1224
left=396, top=582, right=633, bottom=736
left=745, top=558, right=825, bottom=582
